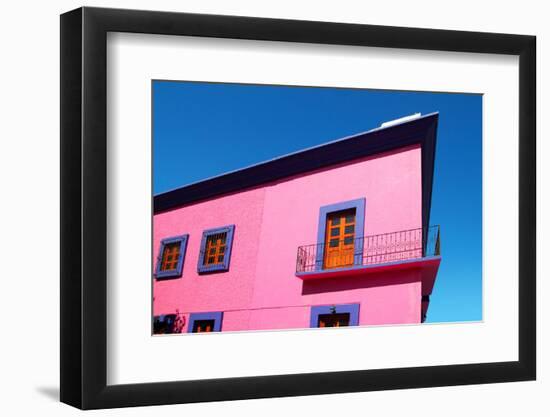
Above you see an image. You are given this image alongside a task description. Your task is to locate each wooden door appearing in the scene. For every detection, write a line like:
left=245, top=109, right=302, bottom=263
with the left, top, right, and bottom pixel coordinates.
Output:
left=323, top=209, right=356, bottom=269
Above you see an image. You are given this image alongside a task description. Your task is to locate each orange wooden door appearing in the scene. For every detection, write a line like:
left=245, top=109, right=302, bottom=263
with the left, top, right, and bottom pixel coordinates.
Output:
left=323, top=209, right=356, bottom=269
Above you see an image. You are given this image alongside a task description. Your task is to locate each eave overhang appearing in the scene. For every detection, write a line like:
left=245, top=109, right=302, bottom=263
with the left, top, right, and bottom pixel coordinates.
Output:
left=154, top=112, right=439, bottom=236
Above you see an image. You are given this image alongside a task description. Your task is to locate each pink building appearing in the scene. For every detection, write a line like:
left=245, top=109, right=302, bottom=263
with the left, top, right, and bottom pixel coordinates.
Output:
left=153, top=113, right=441, bottom=334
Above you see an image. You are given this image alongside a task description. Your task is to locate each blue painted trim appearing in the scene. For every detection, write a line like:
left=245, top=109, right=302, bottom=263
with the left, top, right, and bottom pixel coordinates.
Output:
left=315, top=198, right=366, bottom=271
left=154, top=234, right=188, bottom=279
left=197, top=225, right=235, bottom=274
left=188, top=312, right=223, bottom=333
left=310, top=303, right=360, bottom=328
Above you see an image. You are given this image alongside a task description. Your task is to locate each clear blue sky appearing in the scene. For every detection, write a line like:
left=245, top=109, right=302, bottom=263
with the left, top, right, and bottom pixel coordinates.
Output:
left=153, top=80, right=482, bottom=324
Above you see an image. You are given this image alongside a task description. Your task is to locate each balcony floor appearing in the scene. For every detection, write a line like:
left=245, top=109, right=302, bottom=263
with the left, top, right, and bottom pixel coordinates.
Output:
left=296, top=255, right=441, bottom=288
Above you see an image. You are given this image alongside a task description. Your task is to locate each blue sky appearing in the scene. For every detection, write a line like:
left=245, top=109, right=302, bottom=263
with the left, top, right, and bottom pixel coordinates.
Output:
left=153, top=81, right=482, bottom=323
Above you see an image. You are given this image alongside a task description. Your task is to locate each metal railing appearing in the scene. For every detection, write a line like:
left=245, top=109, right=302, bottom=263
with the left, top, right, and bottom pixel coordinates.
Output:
left=296, top=225, right=440, bottom=273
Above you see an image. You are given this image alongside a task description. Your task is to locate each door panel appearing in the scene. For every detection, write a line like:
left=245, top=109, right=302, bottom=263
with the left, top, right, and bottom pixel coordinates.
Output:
left=323, top=209, right=356, bottom=269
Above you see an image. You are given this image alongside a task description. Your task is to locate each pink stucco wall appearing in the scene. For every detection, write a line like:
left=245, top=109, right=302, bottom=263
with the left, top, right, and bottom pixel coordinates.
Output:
left=153, top=187, right=266, bottom=315
left=153, top=144, right=423, bottom=331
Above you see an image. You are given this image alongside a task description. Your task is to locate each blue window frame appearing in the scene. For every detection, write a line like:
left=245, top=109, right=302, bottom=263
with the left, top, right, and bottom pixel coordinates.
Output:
left=310, top=303, right=360, bottom=328
left=187, top=312, right=223, bottom=333
left=197, top=225, right=235, bottom=274
left=315, top=198, right=366, bottom=270
left=154, top=234, right=188, bottom=279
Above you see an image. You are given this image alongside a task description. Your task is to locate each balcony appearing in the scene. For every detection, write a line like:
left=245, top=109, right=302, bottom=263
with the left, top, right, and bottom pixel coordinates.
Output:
left=295, top=225, right=440, bottom=280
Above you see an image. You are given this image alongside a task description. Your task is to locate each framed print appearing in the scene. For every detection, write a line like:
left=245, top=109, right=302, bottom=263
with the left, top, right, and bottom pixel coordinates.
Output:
left=60, top=6, right=536, bottom=410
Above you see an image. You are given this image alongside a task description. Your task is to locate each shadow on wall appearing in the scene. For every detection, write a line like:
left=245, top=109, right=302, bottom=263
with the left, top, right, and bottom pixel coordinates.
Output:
left=301, top=270, right=418, bottom=295
left=35, top=386, right=59, bottom=401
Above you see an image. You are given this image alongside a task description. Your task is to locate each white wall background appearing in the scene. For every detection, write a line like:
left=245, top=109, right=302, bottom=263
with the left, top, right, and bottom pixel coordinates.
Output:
left=0, top=0, right=545, bottom=415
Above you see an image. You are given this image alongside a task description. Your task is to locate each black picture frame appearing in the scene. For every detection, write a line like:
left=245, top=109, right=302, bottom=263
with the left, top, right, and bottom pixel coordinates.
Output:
left=60, top=6, right=536, bottom=410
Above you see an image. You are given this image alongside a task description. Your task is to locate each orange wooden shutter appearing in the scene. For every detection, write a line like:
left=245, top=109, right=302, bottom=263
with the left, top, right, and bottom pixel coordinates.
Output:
left=318, top=313, right=351, bottom=327
left=161, top=242, right=180, bottom=271
left=194, top=320, right=215, bottom=333
left=203, top=232, right=227, bottom=265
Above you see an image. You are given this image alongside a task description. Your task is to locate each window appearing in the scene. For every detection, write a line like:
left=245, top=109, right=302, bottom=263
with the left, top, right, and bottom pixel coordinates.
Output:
left=204, top=232, right=227, bottom=266
left=161, top=242, right=181, bottom=271
left=153, top=314, right=176, bottom=334
left=197, top=225, right=235, bottom=273
left=318, top=313, right=350, bottom=327
left=315, top=199, right=365, bottom=270
left=154, top=235, right=188, bottom=279
left=192, top=320, right=215, bottom=333
left=310, top=304, right=360, bottom=328
left=188, top=312, right=223, bottom=333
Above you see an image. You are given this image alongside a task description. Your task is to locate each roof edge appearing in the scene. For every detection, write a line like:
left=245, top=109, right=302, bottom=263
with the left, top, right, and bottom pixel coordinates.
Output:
left=154, top=112, right=439, bottom=215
